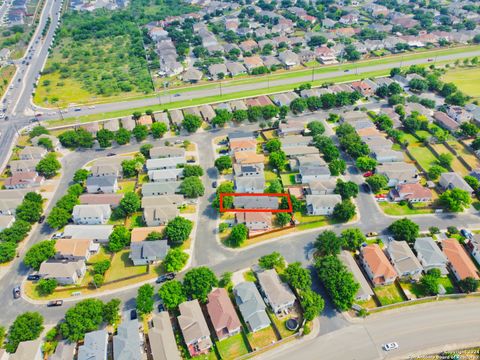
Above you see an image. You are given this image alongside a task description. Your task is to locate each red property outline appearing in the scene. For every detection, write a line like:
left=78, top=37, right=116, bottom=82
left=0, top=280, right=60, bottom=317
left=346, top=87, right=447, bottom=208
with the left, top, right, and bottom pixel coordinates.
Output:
left=219, top=193, right=292, bottom=213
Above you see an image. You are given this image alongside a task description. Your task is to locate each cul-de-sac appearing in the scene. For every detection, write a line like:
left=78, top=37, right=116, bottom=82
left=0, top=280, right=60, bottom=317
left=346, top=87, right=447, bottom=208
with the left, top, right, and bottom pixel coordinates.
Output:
left=1, top=0, right=480, bottom=358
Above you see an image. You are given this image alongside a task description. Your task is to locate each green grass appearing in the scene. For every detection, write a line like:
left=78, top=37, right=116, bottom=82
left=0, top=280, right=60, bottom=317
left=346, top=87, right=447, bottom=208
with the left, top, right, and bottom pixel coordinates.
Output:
left=442, top=66, right=480, bottom=100
left=374, top=284, right=405, bottom=306
left=243, top=270, right=256, bottom=282
left=118, top=180, right=136, bottom=194
left=431, top=143, right=470, bottom=176
left=216, top=333, right=249, bottom=360
left=280, top=173, right=297, bottom=186
left=415, top=130, right=431, bottom=139
left=0, top=65, right=16, bottom=99
left=447, top=140, right=480, bottom=169
left=438, top=276, right=456, bottom=294
left=379, top=202, right=434, bottom=215
left=268, top=311, right=297, bottom=338
left=399, top=132, right=420, bottom=145
left=264, top=170, right=278, bottom=181
left=408, top=145, right=439, bottom=171
left=127, top=212, right=145, bottom=229
left=107, top=249, right=147, bottom=282
left=246, top=326, right=277, bottom=350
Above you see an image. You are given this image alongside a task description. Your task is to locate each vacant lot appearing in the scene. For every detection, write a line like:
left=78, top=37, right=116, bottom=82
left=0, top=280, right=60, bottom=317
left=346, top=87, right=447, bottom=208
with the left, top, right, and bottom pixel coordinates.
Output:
left=442, top=67, right=480, bottom=100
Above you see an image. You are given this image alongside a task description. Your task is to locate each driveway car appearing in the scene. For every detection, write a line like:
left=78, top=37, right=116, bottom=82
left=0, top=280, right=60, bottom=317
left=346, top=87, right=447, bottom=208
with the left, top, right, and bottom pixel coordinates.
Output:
left=383, top=342, right=399, bottom=351
left=47, top=300, right=63, bottom=307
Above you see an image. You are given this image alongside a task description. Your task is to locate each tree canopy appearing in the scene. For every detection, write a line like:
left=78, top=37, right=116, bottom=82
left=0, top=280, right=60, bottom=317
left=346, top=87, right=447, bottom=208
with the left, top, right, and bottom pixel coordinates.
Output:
left=183, top=267, right=218, bottom=303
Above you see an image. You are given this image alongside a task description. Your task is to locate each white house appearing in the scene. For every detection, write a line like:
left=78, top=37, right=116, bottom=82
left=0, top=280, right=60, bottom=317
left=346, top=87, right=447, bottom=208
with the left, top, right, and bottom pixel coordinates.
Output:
left=86, top=176, right=119, bottom=194
left=72, top=204, right=112, bottom=225
left=306, top=194, right=342, bottom=215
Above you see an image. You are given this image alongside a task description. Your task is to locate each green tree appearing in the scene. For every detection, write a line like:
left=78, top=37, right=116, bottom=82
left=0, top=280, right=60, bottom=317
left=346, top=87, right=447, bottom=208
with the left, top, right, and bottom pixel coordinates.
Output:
left=307, top=121, right=325, bottom=136
left=46, top=207, right=71, bottom=229
left=439, top=188, right=471, bottom=212
left=151, top=122, right=168, bottom=138
left=60, top=299, right=105, bottom=341
left=37, top=278, right=57, bottom=295
left=159, top=280, right=186, bottom=310
left=108, top=226, right=131, bottom=252
left=340, top=228, right=365, bottom=251
left=133, top=125, right=149, bottom=141
left=36, top=153, right=61, bottom=178
left=233, top=109, right=248, bottom=122
left=284, top=262, right=312, bottom=291
left=227, top=223, right=248, bottom=247
left=38, top=137, right=53, bottom=151
left=183, top=165, right=204, bottom=177
left=5, top=312, right=44, bottom=353
left=219, top=272, right=233, bottom=291
left=333, top=200, right=356, bottom=222
left=115, top=128, right=131, bottom=145
left=163, top=248, right=189, bottom=272
left=459, top=277, right=479, bottom=293
left=119, top=191, right=140, bottom=215
left=24, top=240, right=56, bottom=270
left=96, top=129, right=114, bottom=148
left=180, top=176, right=205, bottom=198
left=264, top=139, right=281, bottom=153
left=428, top=165, right=447, bottom=180
left=182, top=114, right=202, bottom=132
left=259, top=251, right=285, bottom=270
left=165, top=216, right=193, bottom=246
left=275, top=212, right=292, bottom=227
left=328, top=158, right=346, bottom=176
left=290, top=98, right=307, bottom=114
left=269, top=151, right=286, bottom=170
left=212, top=181, right=234, bottom=210
left=146, top=231, right=163, bottom=241
left=121, top=159, right=142, bottom=178
left=140, top=143, right=153, bottom=158
left=136, top=284, right=154, bottom=316
left=73, top=169, right=90, bottom=183
left=29, top=125, right=49, bottom=139
left=265, top=179, right=283, bottom=193
left=437, top=153, right=453, bottom=168
left=0, top=241, right=17, bottom=263
left=315, top=256, right=359, bottom=311
left=388, top=218, right=419, bottom=243
left=300, top=289, right=325, bottom=321
left=356, top=156, right=377, bottom=172
left=366, top=174, right=388, bottom=193
left=183, top=267, right=218, bottom=303
left=103, top=299, right=121, bottom=325
left=15, top=200, right=42, bottom=223
left=93, top=260, right=111, bottom=275
left=315, top=230, right=342, bottom=256
left=214, top=156, right=232, bottom=172
left=420, top=269, right=441, bottom=295
left=460, top=122, right=479, bottom=137
left=464, top=176, right=479, bottom=190
left=334, top=179, right=359, bottom=200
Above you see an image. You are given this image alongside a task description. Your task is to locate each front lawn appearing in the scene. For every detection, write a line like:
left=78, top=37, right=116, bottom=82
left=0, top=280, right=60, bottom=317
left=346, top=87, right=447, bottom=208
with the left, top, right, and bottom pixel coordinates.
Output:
left=374, top=283, right=405, bottom=306
left=216, top=333, right=249, bottom=360
left=280, top=173, right=297, bottom=186
left=126, top=212, right=145, bottom=229
left=379, top=202, right=435, bottom=215
left=268, top=311, right=298, bottom=338
left=264, top=170, right=278, bottom=181
left=106, top=249, right=148, bottom=282
left=118, top=180, right=136, bottom=194
left=246, top=326, right=277, bottom=350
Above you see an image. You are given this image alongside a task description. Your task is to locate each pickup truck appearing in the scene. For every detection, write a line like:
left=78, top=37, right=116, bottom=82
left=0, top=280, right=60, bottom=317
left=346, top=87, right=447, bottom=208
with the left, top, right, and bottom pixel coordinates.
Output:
left=47, top=300, right=63, bottom=307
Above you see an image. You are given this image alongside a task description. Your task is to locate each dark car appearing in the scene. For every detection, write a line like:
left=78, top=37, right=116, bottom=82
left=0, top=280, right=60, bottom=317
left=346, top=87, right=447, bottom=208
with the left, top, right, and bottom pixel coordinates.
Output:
left=212, top=181, right=217, bottom=188
left=130, top=309, right=137, bottom=320
left=156, top=272, right=175, bottom=284
left=27, top=274, right=41, bottom=281
left=107, top=153, right=116, bottom=157
left=165, top=272, right=176, bottom=280
left=39, top=215, right=45, bottom=224
left=219, top=149, right=228, bottom=154
left=158, top=303, right=166, bottom=312
left=13, top=286, right=21, bottom=299
left=47, top=300, right=63, bottom=307
left=363, top=183, right=371, bottom=193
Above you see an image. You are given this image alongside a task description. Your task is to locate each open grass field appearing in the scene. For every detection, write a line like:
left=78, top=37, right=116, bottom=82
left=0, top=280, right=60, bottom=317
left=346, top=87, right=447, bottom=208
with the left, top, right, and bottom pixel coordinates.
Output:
left=216, top=333, right=250, bottom=360
left=442, top=66, right=480, bottom=100
left=431, top=143, right=470, bottom=176
left=374, top=283, right=406, bottom=306
left=408, top=145, right=439, bottom=171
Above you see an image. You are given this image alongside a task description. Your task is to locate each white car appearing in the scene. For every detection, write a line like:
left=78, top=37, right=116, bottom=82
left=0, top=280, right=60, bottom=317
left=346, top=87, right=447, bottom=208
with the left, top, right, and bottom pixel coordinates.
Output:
left=383, top=342, right=399, bottom=351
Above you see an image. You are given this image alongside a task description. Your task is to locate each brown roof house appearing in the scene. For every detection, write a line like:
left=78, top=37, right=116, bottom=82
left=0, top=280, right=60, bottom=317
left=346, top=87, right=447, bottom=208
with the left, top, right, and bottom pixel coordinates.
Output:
left=257, top=269, right=296, bottom=316
left=178, top=300, right=213, bottom=357
left=442, top=239, right=479, bottom=282
left=54, top=238, right=99, bottom=261
left=360, top=244, right=398, bottom=286
left=207, top=288, right=242, bottom=340
left=235, top=212, right=272, bottom=233
left=19, top=146, right=47, bottom=160
left=79, top=193, right=123, bottom=208
left=4, top=171, right=44, bottom=189
left=149, top=312, right=181, bottom=360
left=388, top=183, right=433, bottom=203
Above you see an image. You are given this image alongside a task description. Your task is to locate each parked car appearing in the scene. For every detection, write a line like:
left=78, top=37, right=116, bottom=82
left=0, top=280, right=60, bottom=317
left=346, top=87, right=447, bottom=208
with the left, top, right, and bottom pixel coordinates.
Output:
left=460, top=229, right=473, bottom=239
left=383, top=342, right=399, bottom=351
left=47, top=300, right=63, bottom=307
left=107, top=153, right=116, bottom=157
left=158, top=302, right=166, bottom=312
left=39, top=215, right=45, bottom=224
left=363, top=171, right=374, bottom=177
left=27, top=274, right=41, bottom=281
left=130, top=309, right=137, bottom=320
left=212, top=181, right=217, bottom=188
left=13, top=286, right=21, bottom=299
left=156, top=272, right=176, bottom=284
left=366, top=232, right=378, bottom=237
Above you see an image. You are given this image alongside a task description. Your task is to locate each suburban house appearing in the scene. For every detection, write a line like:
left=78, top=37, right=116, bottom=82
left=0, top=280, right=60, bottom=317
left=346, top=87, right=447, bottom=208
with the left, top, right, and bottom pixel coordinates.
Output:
left=4, top=171, right=44, bottom=189
left=113, top=319, right=142, bottom=360
left=306, top=194, right=342, bottom=215
left=146, top=157, right=186, bottom=171
left=18, top=146, right=47, bottom=160
left=233, top=196, right=278, bottom=210
left=234, top=176, right=265, bottom=193
left=10, top=339, right=43, bottom=360
left=38, top=259, right=86, bottom=285
left=350, top=81, right=374, bottom=96
left=90, top=163, right=121, bottom=178
left=297, top=165, right=330, bottom=183
left=228, top=131, right=255, bottom=142
left=79, top=193, right=123, bottom=208
left=207, top=288, right=242, bottom=340
left=257, top=269, right=296, bottom=316
left=72, top=204, right=112, bottom=225
left=434, top=111, right=460, bottom=131
left=149, top=312, right=181, bottom=360
left=63, top=225, right=114, bottom=243
left=143, top=204, right=178, bottom=226
left=467, top=235, right=480, bottom=266
left=178, top=300, right=213, bottom=357
left=142, top=182, right=182, bottom=196
left=283, top=146, right=319, bottom=157
left=278, top=121, right=304, bottom=137
left=442, top=239, right=479, bottom=281
left=86, top=176, right=119, bottom=194
left=50, top=341, right=76, bottom=360
left=142, top=195, right=184, bottom=208
left=360, top=244, right=398, bottom=286
left=234, top=152, right=265, bottom=165
left=373, top=149, right=404, bottom=163
left=385, top=241, right=423, bottom=280
left=234, top=282, right=270, bottom=332
left=307, top=179, right=337, bottom=195
left=439, top=172, right=474, bottom=194
left=414, top=237, right=449, bottom=275
left=148, top=168, right=184, bottom=183
left=233, top=164, right=264, bottom=177
left=235, top=212, right=272, bottom=232
left=77, top=330, right=109, bottom=360
left=129, top=240, right=170, bottom=265
left=376, top=162, right=418, bottom=187
left=388, top=183, right=433, bottom=203
left=339, top=250, right=374, bottom=301
left=54, top=238, right=99, bottom=261
left=289, top=154, right=325, bottom=172
left=229, top=139, right=257, bottom=153
left=150, top=146, right=185, bottom=159
left=9, top=159, right=40, bottom=173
